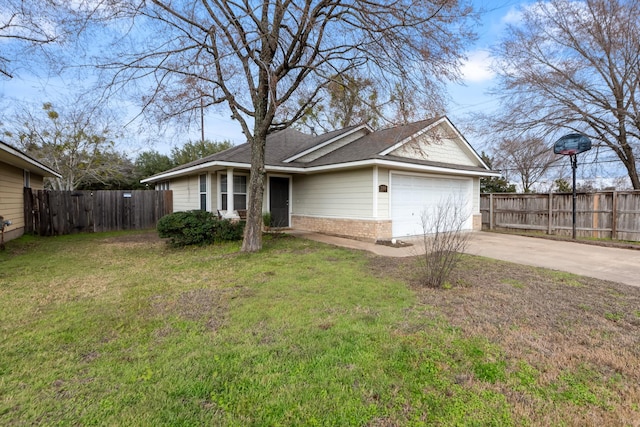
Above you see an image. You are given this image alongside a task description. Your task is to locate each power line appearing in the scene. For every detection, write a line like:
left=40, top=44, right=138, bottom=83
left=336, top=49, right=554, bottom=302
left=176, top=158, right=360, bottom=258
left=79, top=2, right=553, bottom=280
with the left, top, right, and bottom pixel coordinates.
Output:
left=496, top=157, right=633, bottom=173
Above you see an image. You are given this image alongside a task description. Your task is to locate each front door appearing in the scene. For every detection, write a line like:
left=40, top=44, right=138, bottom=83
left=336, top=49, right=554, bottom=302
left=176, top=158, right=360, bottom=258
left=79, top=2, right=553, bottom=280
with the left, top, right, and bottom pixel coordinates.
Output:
left=269, top=177, right=289, bottom=227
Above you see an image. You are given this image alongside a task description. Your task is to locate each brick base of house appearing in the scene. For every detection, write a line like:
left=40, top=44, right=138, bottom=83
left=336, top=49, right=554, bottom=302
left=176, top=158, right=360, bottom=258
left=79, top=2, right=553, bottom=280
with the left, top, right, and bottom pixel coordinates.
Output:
left=472, top=214, right=482, bottom=231
left=1, top=227, right=23, bottom=244
left=291, top=215, right=392, bottom=242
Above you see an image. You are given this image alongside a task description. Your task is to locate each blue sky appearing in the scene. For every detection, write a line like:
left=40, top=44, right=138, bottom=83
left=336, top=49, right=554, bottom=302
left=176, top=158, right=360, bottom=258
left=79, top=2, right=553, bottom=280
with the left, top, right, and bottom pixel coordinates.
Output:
left=0, top=1, right=524, bottom=156
left=447, top=1, right=522, bottom=130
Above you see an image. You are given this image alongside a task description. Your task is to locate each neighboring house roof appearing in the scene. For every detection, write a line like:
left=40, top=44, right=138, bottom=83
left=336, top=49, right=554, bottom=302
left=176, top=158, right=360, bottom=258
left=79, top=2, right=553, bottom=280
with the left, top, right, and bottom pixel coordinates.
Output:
left=0, top=140, right=62, bottom=178
left=142, top=116, right=498, bottom=183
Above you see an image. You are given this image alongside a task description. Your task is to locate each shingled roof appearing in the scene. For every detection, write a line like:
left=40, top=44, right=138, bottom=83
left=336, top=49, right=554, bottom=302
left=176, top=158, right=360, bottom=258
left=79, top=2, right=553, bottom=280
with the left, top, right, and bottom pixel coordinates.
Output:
left=0, top=140, right=61, bottom=178
left=142, top=117, right=492, bottom=183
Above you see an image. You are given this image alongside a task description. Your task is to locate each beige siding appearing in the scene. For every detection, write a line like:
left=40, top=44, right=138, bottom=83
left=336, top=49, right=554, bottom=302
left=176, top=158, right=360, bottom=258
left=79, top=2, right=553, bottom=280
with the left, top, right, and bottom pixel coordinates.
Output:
left=0, top=162, right=25, bottom=231
left=0, top=162, right=45, bottom=236
left=377, top=168, right=390, bottom=218
left=292, top=168, right=374, bottom=218
left=32, top=174, right=44, bottom=190
left=472, top=177, right=480, bottom=213
left=390, top=122, right=477, bottom=166
left=171, top=175, right=200, bottom=211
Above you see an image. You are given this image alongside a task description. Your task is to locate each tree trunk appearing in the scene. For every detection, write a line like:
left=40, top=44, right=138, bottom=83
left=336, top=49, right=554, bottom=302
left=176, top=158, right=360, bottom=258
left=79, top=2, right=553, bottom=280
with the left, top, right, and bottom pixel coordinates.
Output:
left=241, top=133, right=266, bottom=252
left=620, top=140, right=640, bottom=189
left=241, top=20, right=275, bottom=253
left=241, top=62, right=271, bottom=253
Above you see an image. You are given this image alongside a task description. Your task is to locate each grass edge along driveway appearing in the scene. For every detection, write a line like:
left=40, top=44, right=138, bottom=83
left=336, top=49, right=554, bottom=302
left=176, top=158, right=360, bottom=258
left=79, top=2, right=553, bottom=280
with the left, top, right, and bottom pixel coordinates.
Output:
left=0, top=231, right=638, bottom=426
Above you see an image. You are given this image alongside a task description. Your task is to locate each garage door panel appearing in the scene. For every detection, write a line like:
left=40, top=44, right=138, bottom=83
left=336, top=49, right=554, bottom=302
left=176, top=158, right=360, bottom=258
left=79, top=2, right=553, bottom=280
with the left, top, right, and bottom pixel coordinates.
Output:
left=391, top=175, right=472, bottom=237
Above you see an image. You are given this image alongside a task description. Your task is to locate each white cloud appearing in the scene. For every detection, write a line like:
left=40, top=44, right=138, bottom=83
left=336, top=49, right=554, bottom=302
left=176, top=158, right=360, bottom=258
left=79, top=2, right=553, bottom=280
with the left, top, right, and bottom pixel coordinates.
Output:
left=501, top=6, right=524, bottom=25
left=460, top=50, right=495, bottom=83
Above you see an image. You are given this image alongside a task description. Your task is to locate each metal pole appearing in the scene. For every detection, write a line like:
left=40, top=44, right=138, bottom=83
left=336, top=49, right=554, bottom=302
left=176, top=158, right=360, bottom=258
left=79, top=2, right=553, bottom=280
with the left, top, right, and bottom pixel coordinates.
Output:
left=200, top=97, right=205, bottom=142
left=571, top=154, right=577, bottom=239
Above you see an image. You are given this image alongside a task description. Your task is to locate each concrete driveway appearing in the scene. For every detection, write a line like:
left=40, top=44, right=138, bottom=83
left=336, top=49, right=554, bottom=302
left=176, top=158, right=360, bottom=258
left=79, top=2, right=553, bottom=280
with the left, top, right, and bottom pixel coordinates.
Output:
left=463, top=233, right=640, bottom=288
left=290, top=230, right=640, bottom=288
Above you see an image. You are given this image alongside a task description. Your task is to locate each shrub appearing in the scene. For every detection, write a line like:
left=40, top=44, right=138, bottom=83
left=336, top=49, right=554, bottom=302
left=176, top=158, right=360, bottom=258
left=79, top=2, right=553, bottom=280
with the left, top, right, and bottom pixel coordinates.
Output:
left=418, top=197, right=471, bottom=288
left=157, top=210, right=244, bottom=247
left=262, top=212, right=272, bottom=228
left=157, top=210, right=216, bottom=246
left=215, top=218, right=245, bottom=241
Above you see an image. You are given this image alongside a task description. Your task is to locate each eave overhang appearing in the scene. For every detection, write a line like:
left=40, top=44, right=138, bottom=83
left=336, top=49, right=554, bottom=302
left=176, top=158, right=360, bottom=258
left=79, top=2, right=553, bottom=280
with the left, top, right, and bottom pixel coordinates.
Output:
left=0, top=142, right=62, bottom=178
left=141, top=158, right=500, bottom=184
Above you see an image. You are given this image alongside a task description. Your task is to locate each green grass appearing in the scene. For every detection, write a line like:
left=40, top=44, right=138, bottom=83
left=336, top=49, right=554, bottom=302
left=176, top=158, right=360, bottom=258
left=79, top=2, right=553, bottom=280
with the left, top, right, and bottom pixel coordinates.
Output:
left=501, top=278, right=525, bottom=288
left=544, top=270, right=584, bottom=287
left=604, top=312, right=624, bottom=322
left=0, top=231, right=636, bottom=425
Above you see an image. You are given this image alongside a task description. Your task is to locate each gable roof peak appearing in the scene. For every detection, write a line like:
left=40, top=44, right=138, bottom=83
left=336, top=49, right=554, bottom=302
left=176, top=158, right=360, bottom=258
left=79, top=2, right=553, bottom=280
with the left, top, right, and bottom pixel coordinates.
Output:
left=283, top=123, right=373, bottom=163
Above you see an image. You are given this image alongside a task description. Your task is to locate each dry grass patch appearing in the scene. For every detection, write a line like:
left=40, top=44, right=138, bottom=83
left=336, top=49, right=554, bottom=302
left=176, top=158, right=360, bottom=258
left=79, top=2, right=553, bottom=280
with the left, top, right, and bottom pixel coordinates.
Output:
left=149, top=286, right=253, bottom=334
left=374, top=254, right=640, bottom=426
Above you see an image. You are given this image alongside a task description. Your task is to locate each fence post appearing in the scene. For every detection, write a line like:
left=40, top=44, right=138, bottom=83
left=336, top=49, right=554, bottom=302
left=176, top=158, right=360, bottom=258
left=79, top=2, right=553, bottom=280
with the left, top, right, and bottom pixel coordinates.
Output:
left=592, top=194, right=599, bottom=238
left=23, top=187, right=34, bottom=234
left=611, top=191, right=618, bottom=240
left=489, top=193, right=494, bottom=230
left=548, top=192, right=553, bottom=235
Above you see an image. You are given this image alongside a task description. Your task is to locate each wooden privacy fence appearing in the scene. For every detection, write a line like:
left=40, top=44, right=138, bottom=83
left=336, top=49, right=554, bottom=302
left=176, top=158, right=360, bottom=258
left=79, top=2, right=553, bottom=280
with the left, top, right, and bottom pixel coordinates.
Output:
left=24, top=189, right=173, bottom=236
left=480, top=191, right=640, bottom=241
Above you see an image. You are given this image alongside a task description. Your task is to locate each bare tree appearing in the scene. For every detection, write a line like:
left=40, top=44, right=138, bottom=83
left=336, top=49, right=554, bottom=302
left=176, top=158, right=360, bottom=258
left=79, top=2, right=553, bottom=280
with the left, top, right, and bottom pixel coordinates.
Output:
left=488, top=0, right=640, bottom=189
left=297, top=73, right=383, bottom=133
left=1, top=1, right=56, bottom=78
left=297, top=71, right=447, bottom=133
left=418, top=197, right=471, bottom=288
left=92, top=0, right=476, bottom=252
left=0, top=1, right=99, bottom=79
left=495, top=136, right=559, bottom=193
left=2, top=99, right=124, bottom=190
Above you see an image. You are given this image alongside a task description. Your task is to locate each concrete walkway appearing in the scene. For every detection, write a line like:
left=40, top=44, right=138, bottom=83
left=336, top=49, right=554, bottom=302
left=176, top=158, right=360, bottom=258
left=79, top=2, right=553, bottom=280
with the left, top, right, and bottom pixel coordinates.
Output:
left=289, top=230, right=640, bottom=288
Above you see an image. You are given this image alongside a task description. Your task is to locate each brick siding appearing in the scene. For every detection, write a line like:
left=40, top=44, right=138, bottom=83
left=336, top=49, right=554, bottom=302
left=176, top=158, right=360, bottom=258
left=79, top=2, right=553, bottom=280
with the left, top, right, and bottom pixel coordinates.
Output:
left=291, top=215, right=392, bottom=242
left=472, top=214, right=482, bottom=231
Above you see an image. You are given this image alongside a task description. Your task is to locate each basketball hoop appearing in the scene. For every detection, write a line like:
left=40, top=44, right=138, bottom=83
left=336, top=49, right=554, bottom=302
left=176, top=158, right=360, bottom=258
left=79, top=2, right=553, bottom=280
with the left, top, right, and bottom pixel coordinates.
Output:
left=553, top=133, right=591, bottom=155
left=558, top=149, right=577, bottom=155
left=552, top=133, right=592, bottom=239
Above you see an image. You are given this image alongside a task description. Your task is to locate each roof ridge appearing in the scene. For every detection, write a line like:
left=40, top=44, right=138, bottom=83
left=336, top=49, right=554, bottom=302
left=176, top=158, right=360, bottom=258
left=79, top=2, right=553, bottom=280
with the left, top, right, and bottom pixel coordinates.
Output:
left=373, top=116, right=442, bottom=133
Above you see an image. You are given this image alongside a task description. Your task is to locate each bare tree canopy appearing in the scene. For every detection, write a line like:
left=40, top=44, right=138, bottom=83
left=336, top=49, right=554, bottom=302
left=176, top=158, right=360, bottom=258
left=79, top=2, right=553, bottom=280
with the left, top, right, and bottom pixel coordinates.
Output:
left=2, top=99, right=124, bottom=190
left=93, top=0, right=476, bottom=251
left=297, top=73, right=384, bottom=133
left=0, top=0, right=100, bottom=79
left=494, top=136, right=559, bottom=193
left=488, top=0, right=640, bottom=189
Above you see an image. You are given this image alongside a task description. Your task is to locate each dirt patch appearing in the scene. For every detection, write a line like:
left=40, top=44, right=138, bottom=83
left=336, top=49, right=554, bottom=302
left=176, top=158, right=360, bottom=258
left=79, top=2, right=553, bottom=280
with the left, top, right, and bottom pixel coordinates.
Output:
left=150, top=286, right=252, bottom=334
left=372, top=254, right=640, bottom=426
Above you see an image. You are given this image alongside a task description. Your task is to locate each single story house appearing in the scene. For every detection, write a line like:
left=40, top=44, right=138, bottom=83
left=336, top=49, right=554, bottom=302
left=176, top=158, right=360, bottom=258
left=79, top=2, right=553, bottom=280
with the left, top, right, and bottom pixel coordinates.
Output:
left=0, top=141, right=62, bottom=241
left=142, top=117, right=498, bottom=241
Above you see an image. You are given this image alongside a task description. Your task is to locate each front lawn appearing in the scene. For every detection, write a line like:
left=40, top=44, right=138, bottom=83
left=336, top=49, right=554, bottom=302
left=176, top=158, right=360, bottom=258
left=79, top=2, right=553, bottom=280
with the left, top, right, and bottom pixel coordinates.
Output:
left=0, top=231, right=638, bottom=425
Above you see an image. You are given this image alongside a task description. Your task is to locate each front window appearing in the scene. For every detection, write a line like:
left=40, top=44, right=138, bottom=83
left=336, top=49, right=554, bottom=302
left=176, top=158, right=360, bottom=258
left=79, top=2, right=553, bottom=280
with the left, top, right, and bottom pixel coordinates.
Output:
left=24, top=170, right=30, bottom=188
left=221, top=174, right=247, bottom=210
left=199, top=174, right=207, bottom=210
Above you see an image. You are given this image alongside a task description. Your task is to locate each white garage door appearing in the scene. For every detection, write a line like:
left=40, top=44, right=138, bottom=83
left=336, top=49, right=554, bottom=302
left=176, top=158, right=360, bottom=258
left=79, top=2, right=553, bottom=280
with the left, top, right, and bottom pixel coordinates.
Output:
left=391, top=174, right=473, bottom=237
